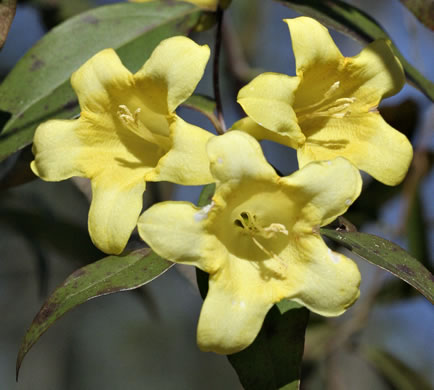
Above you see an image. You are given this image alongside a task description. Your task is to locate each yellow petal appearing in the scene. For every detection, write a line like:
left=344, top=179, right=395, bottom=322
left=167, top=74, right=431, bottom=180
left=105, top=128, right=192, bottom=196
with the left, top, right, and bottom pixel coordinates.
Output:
left=280, top=157, right=362, bottom=228
left=298, top=113, right=413, bottom=185
left=284, top=17, right=345, bottom=113
left=71, top=49, right=134, bottom=113
left=285, top=235, right=360, bottom=316
left=137, top=201, right=225, bottom=272
left=294, top=39, right=404, bottom=114
left=135, top=36, right=210, bottom=114
left=197, top=257, right=276, bottom=354
left=71, top=110, right=165, bottom=180
left=348, top=39, right=405, bottom=102
left=285, top=17, right=342, bottom=77
left=231, top=117, right=298, bottom=149
left=237, top=73, right=305, bottom=145
left=88, top=177, right=146, bottom=254
left=207, top=130, right=278, bottom=183
left=32, top=112, right=161, bottom=254
left=31, top=119, right=84, bottom=180
left=147, top=116, right=213, bottom=184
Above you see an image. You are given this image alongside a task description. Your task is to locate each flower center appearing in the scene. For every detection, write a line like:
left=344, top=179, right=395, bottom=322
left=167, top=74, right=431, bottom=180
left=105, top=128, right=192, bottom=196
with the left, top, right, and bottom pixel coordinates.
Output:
left=295, top=81, right=356, bottom=121
left=117, top=104, right=171, bottom=151
left=234, top=211, right=288, bottom=265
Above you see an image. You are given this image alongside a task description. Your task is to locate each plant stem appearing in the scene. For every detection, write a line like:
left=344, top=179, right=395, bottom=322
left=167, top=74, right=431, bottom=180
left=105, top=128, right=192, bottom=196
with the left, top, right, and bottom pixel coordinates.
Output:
left=213, top=3, right=226, bottom=133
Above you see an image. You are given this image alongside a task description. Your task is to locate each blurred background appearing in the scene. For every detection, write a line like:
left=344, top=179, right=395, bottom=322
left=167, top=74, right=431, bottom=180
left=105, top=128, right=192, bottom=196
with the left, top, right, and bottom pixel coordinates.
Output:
left=0, top=0, right=433, bottom=388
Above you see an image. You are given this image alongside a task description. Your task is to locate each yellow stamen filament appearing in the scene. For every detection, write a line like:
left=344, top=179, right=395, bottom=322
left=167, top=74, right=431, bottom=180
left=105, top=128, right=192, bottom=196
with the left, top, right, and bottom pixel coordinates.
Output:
left=295, top=81, right=357, bottom=121
left=116, top=104, right=171, bottom=151
left=298, top=81, right=341, bottom=112
left=235, top=212, right=288, bottom=267
left=118, top=104, right=141, bottom=125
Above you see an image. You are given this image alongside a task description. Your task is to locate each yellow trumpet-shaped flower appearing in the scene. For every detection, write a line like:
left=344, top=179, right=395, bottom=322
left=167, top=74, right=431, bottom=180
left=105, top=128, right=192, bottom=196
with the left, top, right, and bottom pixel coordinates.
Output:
left=237, top=17, right=413, bottom=186
left=138, top=131, right=362, bottom=354
left=31, top=36, right=213, bottom=255
left=129, top=0, right=219, bottom=12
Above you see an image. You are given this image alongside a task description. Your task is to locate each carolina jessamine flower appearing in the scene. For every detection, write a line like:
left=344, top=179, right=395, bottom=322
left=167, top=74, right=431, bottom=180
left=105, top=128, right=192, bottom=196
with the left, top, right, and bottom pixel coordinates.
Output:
left=31, top=36, right=213, bottom=255
left=129, top=0, right=218, bottom=12
left=138, top=131, right=362, bottom=354
left=236, top=17, right=413, bottom=186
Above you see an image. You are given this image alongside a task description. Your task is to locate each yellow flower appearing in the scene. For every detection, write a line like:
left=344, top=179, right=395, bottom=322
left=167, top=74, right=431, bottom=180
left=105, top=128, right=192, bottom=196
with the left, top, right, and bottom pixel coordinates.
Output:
left=138, top=131, right=362, bottom=354
left=31, top=36, right=213, bottom=255
left=129, top=0, right=218, bottom=12
left=236, top=17, right=413, bottom=186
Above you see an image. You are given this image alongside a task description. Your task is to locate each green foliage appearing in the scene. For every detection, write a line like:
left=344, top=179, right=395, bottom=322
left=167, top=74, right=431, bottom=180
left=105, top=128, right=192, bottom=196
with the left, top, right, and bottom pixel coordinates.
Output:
left=16, top=248, right=173, bottom=378
left=321, top=229, right=434, bottom=304
left=407, top=188, right=431, bottom=272
left=228, top=301, right=309, bottom=390
left=277, top=0, right=434, bottom=101
left=0, top=2, right=201, bottom=161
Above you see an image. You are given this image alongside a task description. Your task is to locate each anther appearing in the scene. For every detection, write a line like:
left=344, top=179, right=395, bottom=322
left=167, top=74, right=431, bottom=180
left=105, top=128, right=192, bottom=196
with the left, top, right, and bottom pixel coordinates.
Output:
left=295, top=81, right=357, bottom=121
left=117, top=105, right=141, bottom=125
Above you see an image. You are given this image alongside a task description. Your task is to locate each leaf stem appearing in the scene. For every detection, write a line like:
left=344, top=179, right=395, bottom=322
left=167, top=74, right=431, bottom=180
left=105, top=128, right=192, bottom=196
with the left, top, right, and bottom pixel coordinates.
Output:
left=213, top=3, right=226, bottom=133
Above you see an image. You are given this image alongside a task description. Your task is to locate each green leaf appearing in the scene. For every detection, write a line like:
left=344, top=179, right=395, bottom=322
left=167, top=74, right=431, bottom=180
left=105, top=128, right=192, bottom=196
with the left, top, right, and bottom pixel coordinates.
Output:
left=27, top=0, right=93, bottom=30
left=321, top=229, right=434, bottom=304
left=277, top=0, right=434, bottom=101
left=195, top=185, right=309, bottom=390
left=0, top=2, right=201, bottom=161
left=197, top=182, right=216, bottom=207
left=0, top=0, right=16, bottom=49
left=183, top=94, right=216, bottom=117
left=399, top=0, right=434, bottom=31
left=16, top=249, right=173, bottom=379
left=361, top=345, right=432, bottom=390
left=228, top=301, right=309, bottom=390
left=407, top=188, right=431, bottom=272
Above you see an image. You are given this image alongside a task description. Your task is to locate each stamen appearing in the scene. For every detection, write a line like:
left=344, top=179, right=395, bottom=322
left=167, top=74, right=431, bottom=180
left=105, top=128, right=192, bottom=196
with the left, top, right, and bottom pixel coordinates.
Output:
left=234, top=212, right=287, bottom=239
left=297, top=81, right=341, bottom=112
left=262, top=223, right=288, bottom=238
left=118, top=105, right=140, bottom=125
left=234, top=212, right=288, bottom=267
left=295, top=81, right=357, bottom=121
left=116, top=104, right=171, bottom=151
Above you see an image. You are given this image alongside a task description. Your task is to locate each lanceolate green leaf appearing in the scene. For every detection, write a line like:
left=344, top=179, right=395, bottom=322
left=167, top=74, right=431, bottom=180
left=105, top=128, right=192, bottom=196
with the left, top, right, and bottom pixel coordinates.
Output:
left=16, top=249, right=173, bottom=378
left=0, top=2, right=201, bottom=161
left=321, top=229, right=434, bottom=304
left=277, top=0, right=434, bottom=101
left=195, top=184, right=309, bottom=390
left=0, top=0, right=17, bottom=49
left=197, top=182, right=216, bottom=208
left=228, top=301, right=309, bottom=390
